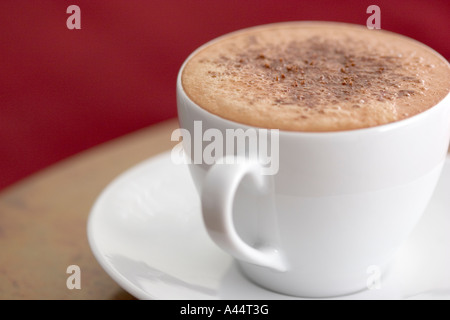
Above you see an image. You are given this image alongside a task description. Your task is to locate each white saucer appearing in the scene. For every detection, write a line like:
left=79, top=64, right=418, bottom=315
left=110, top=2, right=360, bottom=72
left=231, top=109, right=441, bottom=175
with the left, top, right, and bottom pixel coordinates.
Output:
left=87, top=151, right=450, bottom=300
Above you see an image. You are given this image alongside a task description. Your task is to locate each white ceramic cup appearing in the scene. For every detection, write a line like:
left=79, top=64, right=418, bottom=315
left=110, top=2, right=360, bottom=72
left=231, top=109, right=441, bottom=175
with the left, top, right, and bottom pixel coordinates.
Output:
left=176, top=40, right=450, bottom=298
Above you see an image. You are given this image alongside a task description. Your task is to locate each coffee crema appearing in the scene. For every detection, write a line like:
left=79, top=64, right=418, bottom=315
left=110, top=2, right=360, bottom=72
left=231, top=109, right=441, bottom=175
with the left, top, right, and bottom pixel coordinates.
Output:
left=181, top=22, right=450, bottom=132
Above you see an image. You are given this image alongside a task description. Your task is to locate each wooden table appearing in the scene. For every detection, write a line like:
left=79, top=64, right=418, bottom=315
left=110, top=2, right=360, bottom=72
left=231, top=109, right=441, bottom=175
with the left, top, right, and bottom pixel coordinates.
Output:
left=0, top=119, right=179, bottom=300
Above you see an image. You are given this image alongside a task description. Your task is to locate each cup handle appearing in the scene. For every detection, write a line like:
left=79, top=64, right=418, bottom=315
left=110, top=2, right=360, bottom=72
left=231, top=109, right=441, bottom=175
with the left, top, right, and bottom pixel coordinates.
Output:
left=201, top=157, right=288, bottom=272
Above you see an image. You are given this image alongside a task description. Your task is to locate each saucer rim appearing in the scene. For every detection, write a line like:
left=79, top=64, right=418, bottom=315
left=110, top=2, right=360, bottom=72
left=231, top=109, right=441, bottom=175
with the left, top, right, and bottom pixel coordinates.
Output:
left=87, top=153, right=172, bottom=300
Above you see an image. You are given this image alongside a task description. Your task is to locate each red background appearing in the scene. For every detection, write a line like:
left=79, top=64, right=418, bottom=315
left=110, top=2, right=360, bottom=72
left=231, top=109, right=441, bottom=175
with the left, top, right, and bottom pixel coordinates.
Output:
left=0, top=0, right=449, bottom=190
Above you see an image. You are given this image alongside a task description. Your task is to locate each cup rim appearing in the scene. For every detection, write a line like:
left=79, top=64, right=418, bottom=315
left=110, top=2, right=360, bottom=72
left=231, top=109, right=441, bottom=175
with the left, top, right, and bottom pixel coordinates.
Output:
left=177, top=21, right=450, bottom=137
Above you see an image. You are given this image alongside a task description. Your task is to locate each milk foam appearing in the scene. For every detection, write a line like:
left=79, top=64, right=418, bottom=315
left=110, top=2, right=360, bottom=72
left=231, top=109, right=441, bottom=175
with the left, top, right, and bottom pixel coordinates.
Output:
left=182, top=22, right=450, bottom=131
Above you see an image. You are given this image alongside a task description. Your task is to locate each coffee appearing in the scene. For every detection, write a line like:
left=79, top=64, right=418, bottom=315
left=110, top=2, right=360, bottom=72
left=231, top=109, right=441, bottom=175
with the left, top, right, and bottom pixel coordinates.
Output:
left=182, top=22, right=450, bottom=132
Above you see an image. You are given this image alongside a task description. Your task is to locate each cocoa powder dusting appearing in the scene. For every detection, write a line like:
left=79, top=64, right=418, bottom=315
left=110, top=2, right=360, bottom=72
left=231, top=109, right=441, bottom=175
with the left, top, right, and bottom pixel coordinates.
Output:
left=208, top=37, right=421, bottom=108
